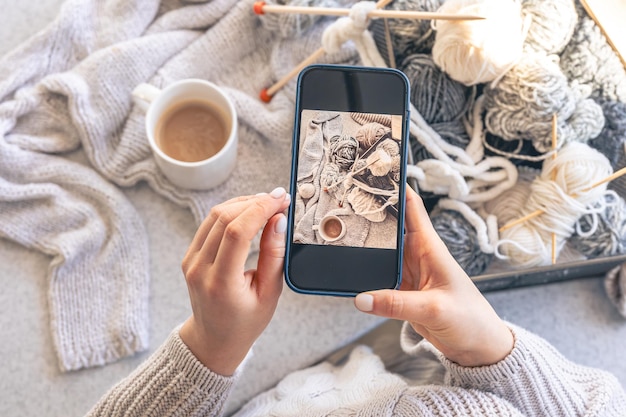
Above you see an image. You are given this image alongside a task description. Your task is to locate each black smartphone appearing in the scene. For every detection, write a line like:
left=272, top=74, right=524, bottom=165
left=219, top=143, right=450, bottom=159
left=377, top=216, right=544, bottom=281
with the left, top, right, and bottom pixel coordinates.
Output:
left=284, top=64, right=410, bottom=296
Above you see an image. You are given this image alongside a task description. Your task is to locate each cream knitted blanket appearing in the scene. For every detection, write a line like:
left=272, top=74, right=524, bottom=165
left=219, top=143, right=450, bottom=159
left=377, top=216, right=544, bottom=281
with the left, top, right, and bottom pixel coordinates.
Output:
left=0, top=0, right=357, bottom=372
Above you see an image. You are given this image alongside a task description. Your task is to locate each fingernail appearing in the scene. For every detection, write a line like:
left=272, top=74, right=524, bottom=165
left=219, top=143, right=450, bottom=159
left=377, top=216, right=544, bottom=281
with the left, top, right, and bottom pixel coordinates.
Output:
left=284, top=193, right=291, bottom=204
left=355, top=294, right=374, bottom=312
left=270, top=187, right=286, bottom=199
left=275, top=215, right=287, bottom=234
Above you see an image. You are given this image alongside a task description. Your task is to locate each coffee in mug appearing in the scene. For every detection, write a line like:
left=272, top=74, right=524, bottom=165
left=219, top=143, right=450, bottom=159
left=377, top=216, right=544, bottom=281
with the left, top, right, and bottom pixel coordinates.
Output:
left=155, top=99, right=230, bottom=163
left=318, top=215, right=346, bottom=242
left=132, top=79, right=238, bottom=190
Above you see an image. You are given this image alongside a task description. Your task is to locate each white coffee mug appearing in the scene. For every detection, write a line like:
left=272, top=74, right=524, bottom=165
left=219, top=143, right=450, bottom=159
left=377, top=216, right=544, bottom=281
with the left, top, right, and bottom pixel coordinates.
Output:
left=314, top=215, right=347, bottom=242
left=132, top=79, right=238, bottom=190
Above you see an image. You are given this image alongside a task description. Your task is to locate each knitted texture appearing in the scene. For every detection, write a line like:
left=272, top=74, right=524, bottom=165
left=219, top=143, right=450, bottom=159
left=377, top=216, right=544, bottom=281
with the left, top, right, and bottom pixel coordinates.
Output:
left=86, top=327, right=235, bottom=416
left=87, top=323, right=626, bottom=416
left=0, top=0, right=358, bottom=372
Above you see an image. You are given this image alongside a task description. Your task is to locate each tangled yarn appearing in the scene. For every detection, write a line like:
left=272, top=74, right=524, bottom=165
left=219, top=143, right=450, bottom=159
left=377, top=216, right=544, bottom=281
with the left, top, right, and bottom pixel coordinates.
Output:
left=431, top=208, right=494, bottom=276
left=569, top=191, right=626, bottom=258
left=483, top=53, right=605, bottom=153
left=560, top=4, right=626, bottom=103
left=490, top=142, right=613, bottom=268
left=329, top=134, right=358, bottom=170
left=371, top=0, right=443, bottom=65
left=431, top=0, right=525, bottom=86
left=411, top=120, right=470, bottom=164
left=520, top=0, right=577, bottom=55
left=400, top=54, right=471, bottom=124
left=355, top=122, right=391, bottom=151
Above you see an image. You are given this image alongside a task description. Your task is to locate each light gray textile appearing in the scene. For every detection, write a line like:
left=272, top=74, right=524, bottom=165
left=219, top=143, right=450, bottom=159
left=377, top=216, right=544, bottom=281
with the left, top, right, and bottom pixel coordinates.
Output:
left=0, top=0, right=361, bottom=372
left=85, top=322, right=626, bottom=416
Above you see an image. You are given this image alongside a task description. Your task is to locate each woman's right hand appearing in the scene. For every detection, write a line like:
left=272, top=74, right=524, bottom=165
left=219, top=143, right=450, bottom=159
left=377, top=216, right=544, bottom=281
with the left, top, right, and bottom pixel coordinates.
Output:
left=354, top=186, right=514, bottom=367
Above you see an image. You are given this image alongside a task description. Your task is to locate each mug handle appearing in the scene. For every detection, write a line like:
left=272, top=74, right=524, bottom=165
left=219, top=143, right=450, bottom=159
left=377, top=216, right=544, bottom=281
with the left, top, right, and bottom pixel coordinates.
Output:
left=132, top=83, right=161, bottom=110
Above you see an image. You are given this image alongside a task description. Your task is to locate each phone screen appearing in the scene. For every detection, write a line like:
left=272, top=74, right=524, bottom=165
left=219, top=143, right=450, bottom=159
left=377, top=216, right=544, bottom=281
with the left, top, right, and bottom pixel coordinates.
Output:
left=285, top=65, right=410, bottom=296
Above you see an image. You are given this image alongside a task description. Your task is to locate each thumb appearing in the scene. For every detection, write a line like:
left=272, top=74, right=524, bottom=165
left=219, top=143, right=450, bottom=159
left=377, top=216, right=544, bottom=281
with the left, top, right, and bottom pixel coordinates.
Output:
left=354, top=289, right=430, bottom=322
left=255, top=213, right=287, bottom=299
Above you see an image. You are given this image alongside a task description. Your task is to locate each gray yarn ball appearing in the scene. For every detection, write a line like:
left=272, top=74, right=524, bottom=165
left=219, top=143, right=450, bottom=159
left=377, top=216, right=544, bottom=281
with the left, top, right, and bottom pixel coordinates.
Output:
left=570, top=193, right=626, bottom=258
left=371, top=0, right=443, bottom=65
left=401, top=54, right=470, bottom=124
left=329, top=134, right=358, bottom=170
left=431, top=209, right=493, bottom=277
left=484, top=53, right=604, bottom=153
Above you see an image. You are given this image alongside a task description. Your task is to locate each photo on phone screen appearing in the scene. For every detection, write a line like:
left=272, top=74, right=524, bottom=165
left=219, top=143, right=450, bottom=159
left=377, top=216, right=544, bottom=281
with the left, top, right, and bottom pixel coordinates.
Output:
left=285, top=65, right=410, bottom=296
left=294, top=110, right=404, bottom=250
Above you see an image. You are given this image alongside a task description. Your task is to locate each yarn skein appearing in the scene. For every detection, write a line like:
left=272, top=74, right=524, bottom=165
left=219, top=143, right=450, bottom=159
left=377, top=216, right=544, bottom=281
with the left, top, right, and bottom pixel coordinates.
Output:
left=520, top=0, right=577, bottom=55
left=371, top=0, right=443, bottom=63
left=431, top=0, right=525, bottom=86
left=483, top=53, right=605, bottom=153
left=491, top=142, right=613, bottom=268
left=400, top=54, right=471, bottom=124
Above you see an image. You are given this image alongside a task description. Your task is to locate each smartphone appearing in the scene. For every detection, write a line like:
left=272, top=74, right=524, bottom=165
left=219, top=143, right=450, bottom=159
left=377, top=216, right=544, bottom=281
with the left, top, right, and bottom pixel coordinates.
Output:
left=284, top=64, right=410, bottom=296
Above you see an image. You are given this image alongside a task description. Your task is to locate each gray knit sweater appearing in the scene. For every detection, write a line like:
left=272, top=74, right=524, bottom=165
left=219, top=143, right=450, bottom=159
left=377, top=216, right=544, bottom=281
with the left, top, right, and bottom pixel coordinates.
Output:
left=87, top=323, right=626, bottom=416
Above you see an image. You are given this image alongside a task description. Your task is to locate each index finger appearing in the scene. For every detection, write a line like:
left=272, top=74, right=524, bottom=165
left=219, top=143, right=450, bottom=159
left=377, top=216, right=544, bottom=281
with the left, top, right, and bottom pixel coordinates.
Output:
left=212, top=192, right=290, bottom=280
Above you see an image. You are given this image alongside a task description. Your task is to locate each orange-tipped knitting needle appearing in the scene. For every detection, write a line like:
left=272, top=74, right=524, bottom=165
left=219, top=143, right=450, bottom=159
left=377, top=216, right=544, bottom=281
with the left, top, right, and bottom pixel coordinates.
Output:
left=257, top=0, right=485, bottom=102
left=257, top=0, right=394, bottom=103
left=253, top=2, right=486, bottom=21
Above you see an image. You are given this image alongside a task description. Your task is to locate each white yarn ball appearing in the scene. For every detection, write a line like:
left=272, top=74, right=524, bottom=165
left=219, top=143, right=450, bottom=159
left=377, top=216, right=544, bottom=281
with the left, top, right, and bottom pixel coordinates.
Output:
left=298, top=183, right=316, bottom=199
left=492, top=143, right=613, bottom=268
left=366, top=149, right=393, bottom=177
left=431, top=0, right=524, bottom=86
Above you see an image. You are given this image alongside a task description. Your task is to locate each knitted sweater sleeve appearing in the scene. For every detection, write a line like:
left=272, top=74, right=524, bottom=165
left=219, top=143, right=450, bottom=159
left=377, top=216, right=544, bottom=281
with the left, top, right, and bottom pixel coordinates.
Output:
left=398, top=321, right=626, bottom=416
left=86, top=327, right=235, bottom=417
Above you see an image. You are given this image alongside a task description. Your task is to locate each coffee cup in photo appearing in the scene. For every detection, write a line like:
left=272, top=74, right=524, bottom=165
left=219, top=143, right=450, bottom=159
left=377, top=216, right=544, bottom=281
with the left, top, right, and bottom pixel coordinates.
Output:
left=316, top=215, right=347, bottom=242
left=132, top=79, right=238, bottom=190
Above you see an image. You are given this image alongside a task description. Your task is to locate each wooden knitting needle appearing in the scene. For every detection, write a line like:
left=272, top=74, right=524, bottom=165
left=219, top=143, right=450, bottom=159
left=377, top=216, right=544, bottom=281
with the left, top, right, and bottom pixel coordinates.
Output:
left=499, top=166, right=626, bottom=232
left=259, top=0, right=392, bottom=103
left=253, top=2, right=486, bottom=21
